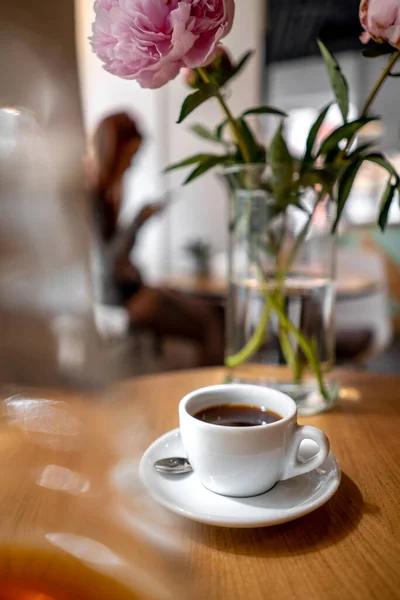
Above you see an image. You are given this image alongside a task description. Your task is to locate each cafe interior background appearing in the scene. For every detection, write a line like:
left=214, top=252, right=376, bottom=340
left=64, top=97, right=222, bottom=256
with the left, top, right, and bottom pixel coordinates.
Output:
left=76, top=0, right=400, bottom=379
left=0, top=0, right=399, bottom=597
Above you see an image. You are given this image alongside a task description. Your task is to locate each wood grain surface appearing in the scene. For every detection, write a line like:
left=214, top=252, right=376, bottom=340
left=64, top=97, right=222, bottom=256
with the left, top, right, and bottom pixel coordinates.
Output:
left=122, top=368, right=400, bottom=600
left=0, top=368, right=399, bottom=599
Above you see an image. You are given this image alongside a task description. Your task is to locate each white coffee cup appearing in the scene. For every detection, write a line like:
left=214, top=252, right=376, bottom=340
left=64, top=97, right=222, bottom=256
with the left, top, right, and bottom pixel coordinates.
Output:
left=179, top=383, right=330, bottom=497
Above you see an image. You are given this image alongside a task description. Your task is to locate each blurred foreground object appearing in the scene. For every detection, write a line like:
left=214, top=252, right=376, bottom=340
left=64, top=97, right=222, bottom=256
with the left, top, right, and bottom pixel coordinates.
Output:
left=0, top=0, right=107, bottom=387
left=0, top=388, right=194, bottom=599
left=0, top=4, right=198, bottom=599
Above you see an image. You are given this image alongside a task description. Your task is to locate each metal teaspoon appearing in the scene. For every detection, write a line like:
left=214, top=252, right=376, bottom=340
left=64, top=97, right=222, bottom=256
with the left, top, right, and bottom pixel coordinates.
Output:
left=154, top=457, right=193, bottom=475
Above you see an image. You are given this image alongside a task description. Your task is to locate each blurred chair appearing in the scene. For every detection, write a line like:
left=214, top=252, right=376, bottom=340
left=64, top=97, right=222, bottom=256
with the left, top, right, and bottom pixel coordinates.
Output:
left=367, top=227, right=400, bottom=333
left=335, top=247, right=392, bottom=364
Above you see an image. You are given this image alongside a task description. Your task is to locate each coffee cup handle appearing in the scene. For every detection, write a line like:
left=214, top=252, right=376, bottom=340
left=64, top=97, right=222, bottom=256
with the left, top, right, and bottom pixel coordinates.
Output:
left=281, top=425, right=330, bottom=480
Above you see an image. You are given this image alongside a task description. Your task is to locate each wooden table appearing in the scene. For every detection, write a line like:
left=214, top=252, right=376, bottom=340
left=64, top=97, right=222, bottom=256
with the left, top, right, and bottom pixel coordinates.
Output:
left=1, top=368, right=400, bottom=599
left=123, top=368, right=400, bottom=599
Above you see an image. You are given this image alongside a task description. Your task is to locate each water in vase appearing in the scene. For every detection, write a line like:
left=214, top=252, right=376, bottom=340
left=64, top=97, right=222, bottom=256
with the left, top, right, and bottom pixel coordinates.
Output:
left=226, top=276, right=339, bottom=415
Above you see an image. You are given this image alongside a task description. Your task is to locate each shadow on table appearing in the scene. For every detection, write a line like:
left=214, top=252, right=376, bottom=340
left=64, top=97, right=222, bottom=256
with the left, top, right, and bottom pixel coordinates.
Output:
left=189, top=473, right=377, bottom=557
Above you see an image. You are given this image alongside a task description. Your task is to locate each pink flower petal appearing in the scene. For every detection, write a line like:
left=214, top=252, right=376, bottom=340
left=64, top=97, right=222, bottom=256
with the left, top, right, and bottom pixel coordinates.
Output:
left=170, top=3, right=197, bottom=58
left=368, top=0, right=398, bottom=28
left=359, top=0, right=400, bottom=49
left=360, top=31, right=371, bottom=44
left=387, top=23, right=400, bottom=48
left=90, top=0, right=236, bottom=89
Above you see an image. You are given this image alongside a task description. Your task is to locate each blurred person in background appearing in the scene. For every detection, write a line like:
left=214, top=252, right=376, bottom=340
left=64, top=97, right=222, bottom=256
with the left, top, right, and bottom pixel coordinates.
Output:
left=89, top=112, right=224, bottom=366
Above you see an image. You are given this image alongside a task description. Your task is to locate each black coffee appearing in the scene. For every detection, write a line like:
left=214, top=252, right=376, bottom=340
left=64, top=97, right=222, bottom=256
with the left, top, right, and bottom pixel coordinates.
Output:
left=193, top=404, right=282, bottom=427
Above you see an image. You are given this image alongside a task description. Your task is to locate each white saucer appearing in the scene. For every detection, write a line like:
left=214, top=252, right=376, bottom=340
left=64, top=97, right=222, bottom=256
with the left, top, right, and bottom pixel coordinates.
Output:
left=139, top=429, right=341, bottom=528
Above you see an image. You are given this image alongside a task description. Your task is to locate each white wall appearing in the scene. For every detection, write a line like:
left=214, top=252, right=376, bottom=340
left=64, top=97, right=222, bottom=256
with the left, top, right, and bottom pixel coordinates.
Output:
left=76, top=0, right=266, bottom=279
left=265, top=52, right=362, bottom=155
left=266, top=52, right=361, bottom=112
left=357, top=55, right=400, bottom=153
left=265, top=51, right=400, bottom=152
left=76, top=0, right=168, bottom=280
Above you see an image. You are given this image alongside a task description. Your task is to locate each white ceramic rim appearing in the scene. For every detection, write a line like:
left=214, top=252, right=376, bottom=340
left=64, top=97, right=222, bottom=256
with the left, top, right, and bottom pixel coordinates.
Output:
left=179, top=383, right=297, bottom=432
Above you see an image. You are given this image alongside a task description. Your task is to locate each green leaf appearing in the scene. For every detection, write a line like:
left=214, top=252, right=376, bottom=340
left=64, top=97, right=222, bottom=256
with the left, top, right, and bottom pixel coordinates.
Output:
left=299, top=168, right=336, bottom=193
left=190, top=124, right=220, bottom=143
left=164, top=153, right=219, bottom=173
left=215, top=119, right=229, bottom=141
left=177, top=84, right=218, bottom=123
left=317, top=118, right=378, bottom=157
left=270, top=122, right=292, bottom=167
left=242, top=106, right=287, bottom=118
left=317, top=39, right=349, bottom=123
left=332, top=157, right=366, bottom=232
left=237, top=118, right=266, bottom=162
left=345, top=142, right=375, bottom=161
left=365, top=153, right=399, bottom=181
left=210, top=51, right=255, bottom=89
left=364, top=153, right=399, bottom=230
left=184, top=155, right=235, bottom=184
left=325, top=147, right=342, bottom=164
left=362, top=43, right=394, bottom=58
left=378, top=182, right=396, bottom=230
left=304, top=103, right=332, bottom=163
left=269, top=122, right=294, bottom=204
left=221, top=50, right=254, bottom=86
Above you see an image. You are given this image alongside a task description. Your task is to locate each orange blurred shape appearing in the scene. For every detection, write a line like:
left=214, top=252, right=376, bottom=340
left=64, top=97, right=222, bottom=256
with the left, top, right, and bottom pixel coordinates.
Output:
left=0, top=588, right=55, bottom=600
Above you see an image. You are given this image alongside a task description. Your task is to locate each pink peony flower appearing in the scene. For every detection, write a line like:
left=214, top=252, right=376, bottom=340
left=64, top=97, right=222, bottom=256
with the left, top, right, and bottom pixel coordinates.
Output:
left=90, top=0, right=235, bottom=89
left=360, top=0, right=400, bottom=50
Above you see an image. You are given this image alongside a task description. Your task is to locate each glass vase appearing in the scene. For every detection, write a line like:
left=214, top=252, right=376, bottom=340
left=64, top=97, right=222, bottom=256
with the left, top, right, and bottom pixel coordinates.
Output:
left=221, top=164, right=339, bottom=415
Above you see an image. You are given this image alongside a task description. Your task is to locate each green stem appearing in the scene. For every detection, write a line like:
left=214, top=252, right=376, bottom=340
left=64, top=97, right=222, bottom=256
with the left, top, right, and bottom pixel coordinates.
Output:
left=345, top=51, right=400, bottom=153
left=225, top=301, right=270, bottom=368
left=225, top=222, right=329, bottom=398
left=282, top=193, right=323, bottom=279
left=274, top=265, right=301, bottom=382
left=268, top=292, right=328, bottom=400
left=360, top=51, right=400, bottom=118
left=196, top=67, right=251, bottom=163
left=274, top=222, right=304, bottom=383
left=278, top=313, right=302, bottom=382
left=226, top=287, right=327, bottom=397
